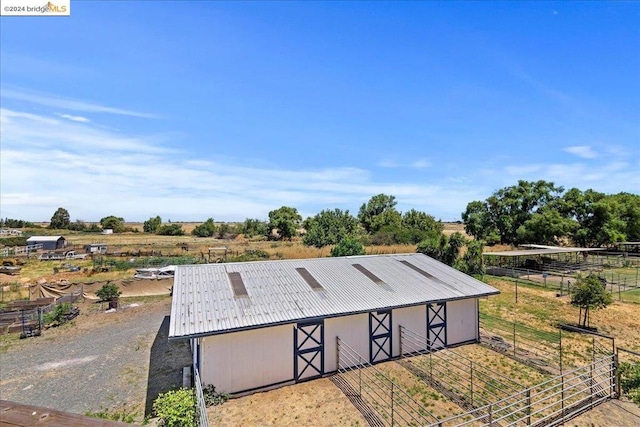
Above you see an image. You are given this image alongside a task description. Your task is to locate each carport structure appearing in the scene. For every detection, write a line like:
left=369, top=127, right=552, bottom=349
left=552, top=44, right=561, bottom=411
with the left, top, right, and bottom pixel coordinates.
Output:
left=169, top=253, right=499, bottom=395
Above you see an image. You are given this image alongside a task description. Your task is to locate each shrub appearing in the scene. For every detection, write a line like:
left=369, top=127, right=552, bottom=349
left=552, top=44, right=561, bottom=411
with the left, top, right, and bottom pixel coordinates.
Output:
left=156, top=224, right=185, bottom=236
left=152, top=388, right=197, bottom=427
left=96, top=282, right=122, bottom=302
left=0, top=236, right=28, bottom=247
left=620, top=361, right=640, bottom=405
left=43, top=303, right=76, bottom=326
left=330, top=237, right=365, bottom=257
left=202, top=384, right=230, bottom=406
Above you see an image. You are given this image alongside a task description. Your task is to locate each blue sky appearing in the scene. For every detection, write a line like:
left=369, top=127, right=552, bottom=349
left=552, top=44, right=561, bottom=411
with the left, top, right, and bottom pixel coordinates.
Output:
left=1, top=1, right=638, bottom=222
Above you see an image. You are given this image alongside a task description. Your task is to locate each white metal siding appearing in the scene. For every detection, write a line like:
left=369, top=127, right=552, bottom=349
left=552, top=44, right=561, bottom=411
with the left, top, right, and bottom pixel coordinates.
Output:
left=324, top=313, right=369, bottom=372
left=392, top=305, right=427, bottom=356
left=200, top=324, right=293, bottom=393
left=446, top=298, right=478, bottom=345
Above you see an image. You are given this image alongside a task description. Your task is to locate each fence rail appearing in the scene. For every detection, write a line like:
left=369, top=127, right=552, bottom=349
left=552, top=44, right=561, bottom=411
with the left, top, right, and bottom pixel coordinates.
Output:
left=193, top=364, right=210, bottom=427
left=485, top=265, right=640, bottom=303
left=399, top=326, right=524, bottom=415
left=336, top=337, right=439, bottom=426
left=431, top=354, right=616, bottom=426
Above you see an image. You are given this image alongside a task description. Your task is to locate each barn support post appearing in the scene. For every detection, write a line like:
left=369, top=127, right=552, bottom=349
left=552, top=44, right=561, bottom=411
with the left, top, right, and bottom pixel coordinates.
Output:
left=336, top=336, right=340, bottom=371
left=398, top=324, right=402, bottom=358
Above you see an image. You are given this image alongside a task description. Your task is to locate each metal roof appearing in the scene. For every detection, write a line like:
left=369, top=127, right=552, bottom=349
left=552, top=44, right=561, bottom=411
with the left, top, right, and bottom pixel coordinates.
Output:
left=169, top=253, right=499, bottom=340
left=26, top=236, right=65, bottom=242
left=484, top=246, right=606, bottom=257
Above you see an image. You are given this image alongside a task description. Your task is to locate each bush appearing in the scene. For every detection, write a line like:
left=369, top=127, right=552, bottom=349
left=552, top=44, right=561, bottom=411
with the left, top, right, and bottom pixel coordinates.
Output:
left=330, top=237, right=365, bottom=257
left=43, top=303, right=77, bottom=326
left=157, top=224, right=185, bottom=236
left=0, top=236, right=28, bottom=247
left=96, top=282, right=121, bottom=302
left=620, top=361, right=640, bottom=405
left=202, top=384, right=230, bottom=406
left=153, top=388, right=197, bottom=427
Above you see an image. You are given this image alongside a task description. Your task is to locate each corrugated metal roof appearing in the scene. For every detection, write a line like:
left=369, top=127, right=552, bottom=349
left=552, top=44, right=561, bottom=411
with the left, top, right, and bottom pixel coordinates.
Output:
left=169, top=253, right=499, bottom=339
left=26, top=236, right=65, bottom=242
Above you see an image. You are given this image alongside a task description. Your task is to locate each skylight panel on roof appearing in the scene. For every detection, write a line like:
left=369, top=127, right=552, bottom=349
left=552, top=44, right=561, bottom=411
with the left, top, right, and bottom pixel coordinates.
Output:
left=295, top=267, right=324, bottom=290
left=228, top=272, right=248, bottom=297
left=399, top=260, right=435, bottom=279
left=352, top=263, right=385, bottom=285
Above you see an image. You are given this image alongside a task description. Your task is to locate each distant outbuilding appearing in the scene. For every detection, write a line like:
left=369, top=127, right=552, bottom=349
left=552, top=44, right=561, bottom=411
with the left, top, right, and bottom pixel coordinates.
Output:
left=26, top=236, right=66, bottom=251
left=169, top=253, right=499, bottom=394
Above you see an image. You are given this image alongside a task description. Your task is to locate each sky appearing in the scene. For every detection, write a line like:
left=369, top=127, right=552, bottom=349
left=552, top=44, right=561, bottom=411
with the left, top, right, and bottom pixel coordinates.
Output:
left=1, top=1, right=639, bottom=223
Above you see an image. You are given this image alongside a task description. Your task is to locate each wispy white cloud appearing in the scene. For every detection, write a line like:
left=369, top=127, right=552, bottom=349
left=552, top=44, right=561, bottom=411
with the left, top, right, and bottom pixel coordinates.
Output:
left=379, top=158, right=431, bottom=169
left=0, top=107, right=473, bottom=221
left=1, top=88, right=157, bottom=119
left=410, top=159, right=431, bottom=169
left=563, top=145, right=598, bottom=159
left=58, top=113, right=91, bottom=123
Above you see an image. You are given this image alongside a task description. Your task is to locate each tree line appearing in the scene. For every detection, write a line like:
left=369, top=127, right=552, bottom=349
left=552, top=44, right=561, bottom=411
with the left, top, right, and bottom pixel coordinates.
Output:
left=8, top=180, right=638, bottom=252
left=462, top=180, right=639, bottom=247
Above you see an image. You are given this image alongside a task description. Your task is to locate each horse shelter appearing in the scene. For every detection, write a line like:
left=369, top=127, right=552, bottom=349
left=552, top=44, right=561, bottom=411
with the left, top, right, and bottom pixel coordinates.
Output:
left=168, top=253, right=499, bottom=394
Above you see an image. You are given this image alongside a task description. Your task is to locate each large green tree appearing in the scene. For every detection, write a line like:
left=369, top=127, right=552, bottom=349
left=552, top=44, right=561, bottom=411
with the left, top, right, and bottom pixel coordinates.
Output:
left=462, top=180, right=564, bottom=245
left=303, top=208, right=360, bottom=248
left=268, top=206, right=302, bottom=240
left=192, top=218, right=217, bottom=237
left=239, top=218, right=268, bottom=238
left=49, top=207, right=71, bottom=229
left=358, top=194, right=402, bottom=234
left=401, top=209, right=444, bottom=244
left=100, top=215, right=125, bottom=233
left=143, top=216, right=162, bottom=233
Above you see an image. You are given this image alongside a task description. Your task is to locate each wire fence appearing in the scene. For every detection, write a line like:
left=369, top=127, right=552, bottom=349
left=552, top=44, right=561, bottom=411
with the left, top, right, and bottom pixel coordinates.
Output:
left=335, top=337, right=439, bottom=426
left=478, top=313, right=615, bottom=375
left=193, top=364, right=210, bottom=427
left=431, top=354, right=616, bottom=427
left=616, top=347, right=640, bottom=405
left=399, top=326, right=525, bottom=416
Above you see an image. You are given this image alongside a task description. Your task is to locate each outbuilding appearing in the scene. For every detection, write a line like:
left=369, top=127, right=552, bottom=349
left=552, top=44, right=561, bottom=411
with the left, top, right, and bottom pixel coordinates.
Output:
left=169, top=253, right=499, bottom=394
left=26, top=236, right=66, bottom=251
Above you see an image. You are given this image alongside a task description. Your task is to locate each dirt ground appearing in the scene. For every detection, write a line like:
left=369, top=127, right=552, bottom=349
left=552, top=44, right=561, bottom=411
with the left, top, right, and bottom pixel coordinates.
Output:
left=567, top=399, right=640, bottom=426
left=0, top=296, right=191, bottom=422
left=208, top=379, right=367, bottom=427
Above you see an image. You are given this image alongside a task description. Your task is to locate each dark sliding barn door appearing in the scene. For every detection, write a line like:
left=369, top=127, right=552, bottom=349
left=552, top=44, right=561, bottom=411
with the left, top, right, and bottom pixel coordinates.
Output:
left=294, top=320, right=324, bottom=382
left=369, top=310, right=392, bottom=363
left=427, top=302, right=447, bottom=350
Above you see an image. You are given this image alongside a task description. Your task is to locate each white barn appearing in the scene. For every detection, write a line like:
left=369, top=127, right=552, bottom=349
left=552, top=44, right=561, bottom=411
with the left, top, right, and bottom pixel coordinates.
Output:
left=169, top=253, right=499, bottom=394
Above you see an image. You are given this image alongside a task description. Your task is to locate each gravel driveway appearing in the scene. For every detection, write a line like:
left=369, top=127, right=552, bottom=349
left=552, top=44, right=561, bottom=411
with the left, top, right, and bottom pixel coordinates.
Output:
left=0, top=298, right=191, bottom=420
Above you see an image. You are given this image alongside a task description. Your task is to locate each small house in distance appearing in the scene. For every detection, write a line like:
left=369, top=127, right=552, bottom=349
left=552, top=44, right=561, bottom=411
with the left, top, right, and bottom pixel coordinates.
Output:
left=26, top=236, right=66, bottom=251
left=84, top=243, right=108, bottom=254
left=169, top=253, right=499, bottom=395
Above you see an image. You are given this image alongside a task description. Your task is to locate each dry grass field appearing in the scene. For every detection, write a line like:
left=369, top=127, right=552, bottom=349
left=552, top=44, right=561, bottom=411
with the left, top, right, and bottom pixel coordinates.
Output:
left=2, top=222, right=638, bottom=425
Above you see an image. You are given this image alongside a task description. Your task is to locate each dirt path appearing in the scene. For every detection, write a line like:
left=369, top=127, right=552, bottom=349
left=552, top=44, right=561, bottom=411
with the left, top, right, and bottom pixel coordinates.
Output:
left=567, top=399, right=640, bottom=426
left=0, top=297, right=191, bottom=421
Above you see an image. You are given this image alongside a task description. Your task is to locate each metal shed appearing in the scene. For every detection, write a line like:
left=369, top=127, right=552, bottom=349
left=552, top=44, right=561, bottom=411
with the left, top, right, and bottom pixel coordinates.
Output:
left=26, top=236, right=66, bottom=251
left=169, top=253, right=499, bottom=394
